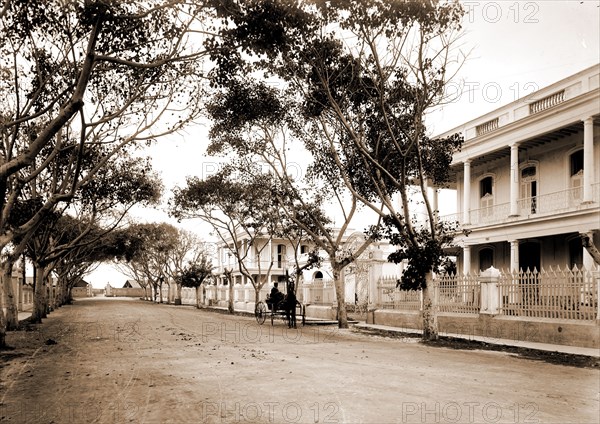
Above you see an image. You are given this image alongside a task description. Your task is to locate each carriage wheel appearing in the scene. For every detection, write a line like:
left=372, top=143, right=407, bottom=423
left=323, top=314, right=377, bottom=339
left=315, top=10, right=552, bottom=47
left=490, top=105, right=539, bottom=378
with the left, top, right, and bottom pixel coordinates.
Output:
left=255, top=301, right=267, bottom=325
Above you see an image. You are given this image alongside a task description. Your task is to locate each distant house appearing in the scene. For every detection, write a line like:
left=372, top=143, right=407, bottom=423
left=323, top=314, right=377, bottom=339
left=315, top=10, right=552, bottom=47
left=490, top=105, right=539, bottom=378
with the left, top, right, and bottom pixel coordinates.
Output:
left=71, top=279, right=92, bottom=297
left=123, top=280, right=143, bottom=289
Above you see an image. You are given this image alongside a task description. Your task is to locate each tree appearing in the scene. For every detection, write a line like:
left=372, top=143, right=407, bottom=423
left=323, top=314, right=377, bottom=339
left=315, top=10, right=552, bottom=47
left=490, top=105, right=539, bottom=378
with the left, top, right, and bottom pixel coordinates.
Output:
left=0, top=0, right=209, bottom=346
left=117, top=222, right=179, bottom=303
left=205, top=0, right=465, bottom=337
left=177, top=256, right=213, bottom=309
left=164, top=228, right=209, bottom=305
left=171, top=167, right=281, bottom=308
left=203, top=82, right=379, bottom=328
left=12, top=152, right=161, bottom=323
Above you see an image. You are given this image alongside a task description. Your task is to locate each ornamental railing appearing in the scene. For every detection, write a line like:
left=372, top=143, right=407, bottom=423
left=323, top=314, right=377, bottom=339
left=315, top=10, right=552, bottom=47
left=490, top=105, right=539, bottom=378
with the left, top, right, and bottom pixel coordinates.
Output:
left=441, top=185, right=598, bottom=227
left=529, top=90, right=565, bottom=114
left=476, top=117, right=499, bottom=136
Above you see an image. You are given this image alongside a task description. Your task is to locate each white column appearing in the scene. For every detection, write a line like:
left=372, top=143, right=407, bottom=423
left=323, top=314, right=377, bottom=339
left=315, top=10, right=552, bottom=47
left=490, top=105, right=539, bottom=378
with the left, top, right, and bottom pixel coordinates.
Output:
left=463, top=245, right=471, bottom=275
left=583, top=117, right=595, bottom=203
left=510, top=143, right=520, bottom=216
left=509, top=240, right=519, bottom=272
left=463, top=160, right=471, bottom=224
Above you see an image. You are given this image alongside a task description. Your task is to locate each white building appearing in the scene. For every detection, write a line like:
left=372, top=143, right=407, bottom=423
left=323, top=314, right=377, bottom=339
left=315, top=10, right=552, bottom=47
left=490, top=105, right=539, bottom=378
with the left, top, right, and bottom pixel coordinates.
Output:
left=437, top=64, right=599, bottom=274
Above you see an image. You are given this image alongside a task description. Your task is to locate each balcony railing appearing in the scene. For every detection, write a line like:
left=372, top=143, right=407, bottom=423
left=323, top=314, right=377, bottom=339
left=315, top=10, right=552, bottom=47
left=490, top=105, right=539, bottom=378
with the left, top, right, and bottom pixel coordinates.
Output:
left=440, top=185, right=598, bottom=227
left=529, top=90, right=565, bottom=114
left=475, top=117, right=499, bottom=136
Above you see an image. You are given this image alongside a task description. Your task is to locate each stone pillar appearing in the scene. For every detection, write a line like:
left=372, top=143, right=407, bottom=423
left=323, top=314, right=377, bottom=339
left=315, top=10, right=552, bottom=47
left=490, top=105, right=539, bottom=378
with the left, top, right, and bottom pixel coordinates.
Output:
left=583, top=245, right=595, bottom=271
left=463, top=245, right=471, bottom=275
left=479, top=266, right=501, bottom=315
left=509, top=143, right=520, bottom=216
left=368, top=248, right=386, bottom=306
left=463, top=160, right=471, bottom=224
left=583, top=117, right=595, bottom=203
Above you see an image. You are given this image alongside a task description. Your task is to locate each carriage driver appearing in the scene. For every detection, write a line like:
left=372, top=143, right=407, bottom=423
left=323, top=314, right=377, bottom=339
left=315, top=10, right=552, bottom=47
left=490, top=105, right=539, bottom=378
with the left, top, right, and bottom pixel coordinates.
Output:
left=268, top=282, right=284, bottom=309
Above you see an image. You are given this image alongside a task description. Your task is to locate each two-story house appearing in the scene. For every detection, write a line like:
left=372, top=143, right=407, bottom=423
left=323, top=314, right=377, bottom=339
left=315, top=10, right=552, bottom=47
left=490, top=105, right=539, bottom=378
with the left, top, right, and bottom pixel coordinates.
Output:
left=438, top=64, right=599, bottom=275
left=215, top=229, right=315, bottom=290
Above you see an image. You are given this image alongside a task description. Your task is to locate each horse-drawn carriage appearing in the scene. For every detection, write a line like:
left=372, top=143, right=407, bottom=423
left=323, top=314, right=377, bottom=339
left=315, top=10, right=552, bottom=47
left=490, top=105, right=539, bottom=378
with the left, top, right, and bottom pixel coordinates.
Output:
left=254, top=283, right=305, bottom=327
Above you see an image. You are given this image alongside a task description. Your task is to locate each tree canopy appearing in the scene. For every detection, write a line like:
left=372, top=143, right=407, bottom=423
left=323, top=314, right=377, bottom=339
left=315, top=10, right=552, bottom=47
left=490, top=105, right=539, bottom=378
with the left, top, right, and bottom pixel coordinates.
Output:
left=201, top=0, right=465, bottom=335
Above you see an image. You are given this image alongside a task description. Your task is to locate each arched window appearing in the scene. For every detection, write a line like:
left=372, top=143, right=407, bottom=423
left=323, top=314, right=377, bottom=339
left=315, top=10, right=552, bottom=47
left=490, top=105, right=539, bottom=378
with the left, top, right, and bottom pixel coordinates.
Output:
left=314, top=271, right=323, bottom=281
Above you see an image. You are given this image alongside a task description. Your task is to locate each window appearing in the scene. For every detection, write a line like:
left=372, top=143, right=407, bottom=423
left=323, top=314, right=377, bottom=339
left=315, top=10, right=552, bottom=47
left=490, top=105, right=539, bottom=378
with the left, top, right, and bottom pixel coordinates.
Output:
left=521, top=166, right=536, bottom=179
left=570, top=150, right=584, bottom=176
left=300, top=245, right=308, bottom=254
left=570, top=150, right=584, bottom=203
left=480, top=177, right=493, bottom=197
left=277, top=244, right=286, bottom=268
left=520, top=165, right=538, bottom=214
left=479, top=176, right=494, bottom=219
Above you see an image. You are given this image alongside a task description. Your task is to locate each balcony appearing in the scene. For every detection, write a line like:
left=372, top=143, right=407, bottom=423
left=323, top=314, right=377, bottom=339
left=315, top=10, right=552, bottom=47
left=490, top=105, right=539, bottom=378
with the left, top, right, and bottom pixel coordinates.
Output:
left=440, top=183, right=599, bottom=227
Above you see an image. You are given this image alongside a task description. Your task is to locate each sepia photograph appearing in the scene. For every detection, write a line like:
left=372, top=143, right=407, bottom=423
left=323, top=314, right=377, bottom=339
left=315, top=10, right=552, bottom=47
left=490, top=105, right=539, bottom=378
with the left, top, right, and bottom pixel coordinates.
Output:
left=0, top=1, right=599, bottom=423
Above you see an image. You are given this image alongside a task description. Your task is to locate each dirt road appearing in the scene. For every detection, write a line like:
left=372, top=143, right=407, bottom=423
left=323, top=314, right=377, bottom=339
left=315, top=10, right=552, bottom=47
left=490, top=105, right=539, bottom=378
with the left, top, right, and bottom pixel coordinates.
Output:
left=1, top=298, right=598, bottom=423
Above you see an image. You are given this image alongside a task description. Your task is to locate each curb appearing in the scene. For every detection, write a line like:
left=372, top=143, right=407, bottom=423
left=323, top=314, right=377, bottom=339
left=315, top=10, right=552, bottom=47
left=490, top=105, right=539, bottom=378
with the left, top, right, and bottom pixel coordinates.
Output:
left=352, top=322, right=600, bottom=358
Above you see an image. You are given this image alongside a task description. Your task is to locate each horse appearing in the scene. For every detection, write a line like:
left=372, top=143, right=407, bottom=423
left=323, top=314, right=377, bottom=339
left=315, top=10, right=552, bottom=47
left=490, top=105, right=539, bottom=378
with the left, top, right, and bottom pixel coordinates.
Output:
left=282, top=291, right=297, bottom=328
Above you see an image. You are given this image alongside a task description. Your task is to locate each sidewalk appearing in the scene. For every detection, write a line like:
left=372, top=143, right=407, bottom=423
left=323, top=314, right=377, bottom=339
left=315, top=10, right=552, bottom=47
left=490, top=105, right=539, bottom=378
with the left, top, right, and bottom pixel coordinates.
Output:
left=353, top=322, right=600, bottom=358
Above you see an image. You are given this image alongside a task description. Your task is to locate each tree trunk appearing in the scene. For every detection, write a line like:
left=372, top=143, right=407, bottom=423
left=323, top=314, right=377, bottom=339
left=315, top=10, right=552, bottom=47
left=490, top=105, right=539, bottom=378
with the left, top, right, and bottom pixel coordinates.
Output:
left=422, top=272, right=438, bottom=341
left=228, top=282, right=234, bottom=314
left=332, top=266, right=348, bottom=328
left=254, top=287, right=260, bottom=305
left=1, top=260, right=19, bottom=330
left=581, top=232, right=600, bottom=266
left=174, top=283, right=182, bottom=305
left=0, top=308, right=6, bottom=348
left=195, top=286, right=201, bottom=308
left=31, top=266, right=47, bottom=323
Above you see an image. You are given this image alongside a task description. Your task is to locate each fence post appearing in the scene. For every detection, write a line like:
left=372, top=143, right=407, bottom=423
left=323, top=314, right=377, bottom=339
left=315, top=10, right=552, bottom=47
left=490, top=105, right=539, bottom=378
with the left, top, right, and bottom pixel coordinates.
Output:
left=479, top=266, right=501, bottom=315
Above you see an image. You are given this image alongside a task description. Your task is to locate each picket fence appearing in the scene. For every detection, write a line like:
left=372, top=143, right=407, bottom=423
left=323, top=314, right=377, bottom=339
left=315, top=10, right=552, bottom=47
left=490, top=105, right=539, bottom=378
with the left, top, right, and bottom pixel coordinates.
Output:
left=377, top=266, right=598, bottom=321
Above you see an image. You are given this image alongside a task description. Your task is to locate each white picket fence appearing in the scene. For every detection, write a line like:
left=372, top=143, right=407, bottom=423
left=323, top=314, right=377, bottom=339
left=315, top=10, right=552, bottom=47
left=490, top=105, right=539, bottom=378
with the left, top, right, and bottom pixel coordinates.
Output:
left=376, top=267, right=599, bottom=321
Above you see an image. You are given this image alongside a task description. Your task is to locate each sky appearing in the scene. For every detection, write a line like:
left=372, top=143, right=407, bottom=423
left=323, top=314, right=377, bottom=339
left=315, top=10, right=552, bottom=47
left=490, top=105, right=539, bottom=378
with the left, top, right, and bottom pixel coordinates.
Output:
left=85, top=0, right=600, bottom=288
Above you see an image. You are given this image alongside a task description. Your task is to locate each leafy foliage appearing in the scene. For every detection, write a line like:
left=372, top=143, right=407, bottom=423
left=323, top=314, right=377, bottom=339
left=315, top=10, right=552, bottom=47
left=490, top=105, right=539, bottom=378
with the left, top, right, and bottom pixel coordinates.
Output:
left=205, top=0, right=464, bottom=291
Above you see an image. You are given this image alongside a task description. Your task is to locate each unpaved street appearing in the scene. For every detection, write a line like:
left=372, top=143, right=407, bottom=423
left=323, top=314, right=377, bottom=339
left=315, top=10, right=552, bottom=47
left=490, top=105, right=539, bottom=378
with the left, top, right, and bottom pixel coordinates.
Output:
left=1, top=298, right=598, bottom=424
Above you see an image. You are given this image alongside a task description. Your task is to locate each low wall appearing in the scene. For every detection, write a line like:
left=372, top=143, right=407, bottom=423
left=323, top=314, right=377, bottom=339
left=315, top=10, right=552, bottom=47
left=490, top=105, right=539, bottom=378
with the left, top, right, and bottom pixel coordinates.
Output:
left=71, top=287, right=91, bottom=298
left=305, top=305, right=337, bottom=320
left=368, top=309, right=600, bottom=349
left=106, top=288, right=147, bottom=297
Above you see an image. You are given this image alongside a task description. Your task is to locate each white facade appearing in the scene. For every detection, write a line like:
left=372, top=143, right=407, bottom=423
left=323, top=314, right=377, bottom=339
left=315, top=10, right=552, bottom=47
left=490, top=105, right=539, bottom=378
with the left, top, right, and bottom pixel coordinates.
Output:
left=437, top=64, right=600, bottom=274
left=215, top=230, right=315, bottom=288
